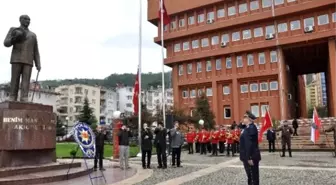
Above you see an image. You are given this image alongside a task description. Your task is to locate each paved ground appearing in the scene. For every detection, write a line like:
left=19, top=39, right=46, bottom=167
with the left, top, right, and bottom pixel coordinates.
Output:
left=37, top=151, right=336, bottom=185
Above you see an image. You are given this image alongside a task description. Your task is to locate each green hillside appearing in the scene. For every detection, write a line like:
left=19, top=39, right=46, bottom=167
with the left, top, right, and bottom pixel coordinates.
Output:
left=40, top=72, right=172, bottom=89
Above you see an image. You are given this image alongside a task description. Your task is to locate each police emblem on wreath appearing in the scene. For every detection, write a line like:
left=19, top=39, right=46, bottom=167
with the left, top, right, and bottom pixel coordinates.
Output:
left=73, top=122, right=96, bottom=158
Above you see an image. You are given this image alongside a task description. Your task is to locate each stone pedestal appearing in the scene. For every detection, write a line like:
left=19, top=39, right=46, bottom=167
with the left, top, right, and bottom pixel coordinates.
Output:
left=0, top=101, right=56, bottom=167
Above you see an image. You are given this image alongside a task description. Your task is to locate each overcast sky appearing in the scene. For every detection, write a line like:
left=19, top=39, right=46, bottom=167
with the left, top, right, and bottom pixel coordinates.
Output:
left=0, top=0, right=169, bottom=83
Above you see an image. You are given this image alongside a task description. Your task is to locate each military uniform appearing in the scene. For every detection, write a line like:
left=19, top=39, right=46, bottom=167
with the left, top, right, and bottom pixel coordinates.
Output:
left=324, top=124, right=336, bottom=157
left=240, top=111, right=261, bottom=185
left=219, top=128, right=226, bottom=153
left=276, top=123, right=293, bottom=157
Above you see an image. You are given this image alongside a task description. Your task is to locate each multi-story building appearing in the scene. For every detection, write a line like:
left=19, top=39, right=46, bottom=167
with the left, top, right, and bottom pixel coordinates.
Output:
left=55, top=84, right=101, bottom=126
left=100, top=88, right=118, bottom=124
left=148, top=0, right=336, bottom=124
left=144, top=87, right=174, bottom=115
left=0, top=83, right=59, bottom=112
left=305, top=73, right=327, bottom=108
left=320, top=72, right=327, bottom=106
left=116, top=86, right=134, bottom=117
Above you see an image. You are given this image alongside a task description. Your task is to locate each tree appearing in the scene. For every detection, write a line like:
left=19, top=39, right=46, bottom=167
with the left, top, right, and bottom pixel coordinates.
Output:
left=308, top=105, right=328, bottom=118
left=78, top=97, right=97, bottom=125
left=56, top=117, right=66, bottom=136
left=191, top=94, right=215, bottom=129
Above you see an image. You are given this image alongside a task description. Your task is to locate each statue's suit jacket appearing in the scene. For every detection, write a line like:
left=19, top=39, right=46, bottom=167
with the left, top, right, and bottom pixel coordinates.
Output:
left=3, top=27, right=40, bottom=68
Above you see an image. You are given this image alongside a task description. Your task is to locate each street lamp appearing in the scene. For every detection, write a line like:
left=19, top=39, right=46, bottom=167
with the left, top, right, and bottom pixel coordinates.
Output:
left=65, top=116, right=69, bottom=135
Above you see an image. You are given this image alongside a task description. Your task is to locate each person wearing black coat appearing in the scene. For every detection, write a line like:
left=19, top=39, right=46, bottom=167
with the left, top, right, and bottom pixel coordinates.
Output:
left=141, top=123, right=153, bottom=169
left=94, top=125, right=107, bottom=171
left=154, top=122, right=167, bottom=169
left=240, top=111, right=261, bottom=185
left=292, top=119, right=299, bottom=136
left=267, top=127, right=276, bottom=153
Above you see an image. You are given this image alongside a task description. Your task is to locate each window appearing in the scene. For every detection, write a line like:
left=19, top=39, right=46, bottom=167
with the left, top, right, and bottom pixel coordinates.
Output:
left=260, top=82, right=268, bottom=91
left=258, top=52, right=265, bottom=64
left=333, top=12, right=336, bottom=22
left=247, top=54, right=254, bottom=66
left=192, top=40, right=199, bottom=49
left=217, top=9, right=225, bottom=18
left=240, top=84, right=248, bottom=93
left=228, top=6, right=236, bottom=16
left=251, top=105, right=259, bottom=117
left=287, top=0, right=296, bottom=2
left=188, top=16, right=195, bottom=25
left=274, top=0, right=284, bottom=5
left=206, top=60, right=212, bottom=71
left=278, top=23, right=288, bottom=33
left=201, top=38, right=209, bottom=47
left=318, top=14, right=329, bottom=25
left=183, top=42, right=189, bottom=50
left=250, top=1, right=259, bottom=11
left=270, top=50, right=278, bottom=63
left=254, top=27, right=263, bottom=37
left=270, top=81, right=279, bottom=90
left=197, top=62, right=202, bottom=73
left=198, top=89, right=203, bottom=97
left=211, top=36, right=219, bottom=45
left=243, top=29, right=251, bottom=40
left=261, top=104, right=269, bottom=117
left=290, top=20, right=301, bottom=30
left=206, top=88, right=212, bottom=96
left=304, top=17, right=314, bottom=27
left=266, top=25, right=275, bottom=34
left=224, top=107, right=231, bottom=119
left=250, top=83, right=258, bottom=92
left=239, top=3, right=247, bottom=13
left=163, top=25, right=168, bottom=31
left=221, top=34, right=229, bottom=43
left=198, top=13, right=205, bottom=23
left=232, top=32, right=240, bottom=41
left=262, top=0, right=272, bottom=8
left=223, top=86, right=230, bottom=95
left=187, top=63, right=192, bottom=74
left=215, top=59, right=222, bottom=70
left=170, top=21, right=176, bottom=29
left=207, top=11, right=215, bottom=20
left=179, top=19, right=185, bottom=27
left=236, top=56, right=243, bottom=68
left=174, top=43, right=181, bottom=52
left=126, top=103, right=132, bottom=108
left=190, top=90, right=196, bottom=98
left=178, top=65, right=183, bottom=76
left=226, top=57, right=232, bottom=69
left=182, top=91, right=189, bottom=98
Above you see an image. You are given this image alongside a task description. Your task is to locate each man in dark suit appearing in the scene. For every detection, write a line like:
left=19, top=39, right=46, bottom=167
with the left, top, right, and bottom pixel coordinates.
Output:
left=154, top=121, right=167, bottom=169
left=292, top=118, right=299, bottom=136
left=141, top=123, right=153, bottom=169
left=267, top=127, right=276, bottom=152
left=240, top=111, right=261, bottom=185
left=3, top=15, right=41, bottom=102
left=94, top=125, right=106, bottom=171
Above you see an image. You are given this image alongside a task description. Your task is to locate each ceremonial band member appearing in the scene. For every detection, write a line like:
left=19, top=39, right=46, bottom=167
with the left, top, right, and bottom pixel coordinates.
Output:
left=226, top=127, right=235, bottom=157
left=141, top=123, right=153, bottom=169
left=94, top=125, right=106, bottom=171
left=154, top=122, right=168, bottom=169
left=211, top=126, right=220, bottom=156
left=206, top=129, right=212, bottom=153
left=219, top=126, right=226, bottom=154
left=200, top=128, right=207, bottom=155
left=234, top=126, right=241, bottom=153
left=276, top=120, right=293, bottom=157
left=195, top=129, right=200, bottom=153
left=186, top=128, right=196, bottom=154
left=323, top=122, right=336, bottom=157
left=240, top=111, right=261, bottom=185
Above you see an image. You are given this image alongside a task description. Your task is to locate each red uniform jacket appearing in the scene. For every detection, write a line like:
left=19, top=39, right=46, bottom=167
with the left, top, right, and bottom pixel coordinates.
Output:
left=186, top=131, right=196, bottom=143
left=219, top=130, right=226, bottom=142
left=211, top=131, right=220, bottom=144
left=234, top=129, right=241, bottom=142
left=198, top=130, right=205, bottom=143
left=227, top=131, right=236, bottom=144
left=204, top=131, right=210, bottom=143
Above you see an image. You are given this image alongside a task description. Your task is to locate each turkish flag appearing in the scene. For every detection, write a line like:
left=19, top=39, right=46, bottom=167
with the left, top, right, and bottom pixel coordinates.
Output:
left=158, top=0, right=170, bottom=26
left=310, top=107, right=321, bottom=143
left=258, top=109, right=272, bottom=143
left=132, top=69, right=139, bottom=115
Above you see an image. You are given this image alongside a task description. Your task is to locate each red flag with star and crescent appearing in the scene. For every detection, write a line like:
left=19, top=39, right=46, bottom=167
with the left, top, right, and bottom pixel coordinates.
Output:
left=132, top=69, right=139, bottom=115
left=158, top=0, right=170, bottom=26
left=258, top=109, right=273, bottom=143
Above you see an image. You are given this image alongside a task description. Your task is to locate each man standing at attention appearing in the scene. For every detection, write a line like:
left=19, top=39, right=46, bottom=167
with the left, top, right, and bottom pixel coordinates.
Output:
left=118, top=125, right=133, bottom=169
left=94, top=125, right=106, bottom=171
left=292, top=118, right=299, bottom=136
left=240, top=111, right=261, bottom=185
left=141, top=123, right=153, bottom=169
left=323, top=121, right=336, bottom=157
left=3, top=15, right=41, bottom=102
left=266, top=127, right=276, bottom=153
left=170, top=121, right=184, bottom=167
left=154, top=122, right=167, bottom=169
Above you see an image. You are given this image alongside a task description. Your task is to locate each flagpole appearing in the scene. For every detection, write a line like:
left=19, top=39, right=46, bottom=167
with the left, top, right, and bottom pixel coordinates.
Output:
left=137, top=0, right=142, bottom=157
left=160, top=0, right=166, bottom=128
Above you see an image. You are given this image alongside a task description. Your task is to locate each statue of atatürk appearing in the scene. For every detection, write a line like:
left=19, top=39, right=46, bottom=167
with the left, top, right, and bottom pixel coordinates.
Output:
left=3, top=15, right=41, bottom=102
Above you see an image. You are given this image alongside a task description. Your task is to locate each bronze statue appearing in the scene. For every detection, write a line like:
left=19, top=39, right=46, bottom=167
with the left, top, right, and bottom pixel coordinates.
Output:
left=3, top=15, right=41, bottom=102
